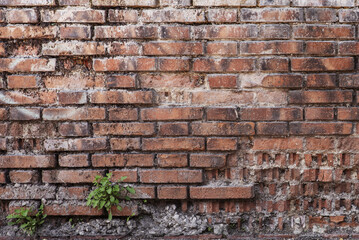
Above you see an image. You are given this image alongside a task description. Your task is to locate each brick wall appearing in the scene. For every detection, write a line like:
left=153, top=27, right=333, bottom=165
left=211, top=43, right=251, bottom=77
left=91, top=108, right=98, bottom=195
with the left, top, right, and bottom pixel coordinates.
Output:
left=1, top=0, right=359, bottom=237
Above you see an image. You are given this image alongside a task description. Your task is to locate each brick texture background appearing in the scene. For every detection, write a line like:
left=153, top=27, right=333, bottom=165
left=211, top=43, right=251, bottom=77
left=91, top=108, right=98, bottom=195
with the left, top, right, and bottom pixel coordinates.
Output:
left=1, top=0, right=359, bottom=237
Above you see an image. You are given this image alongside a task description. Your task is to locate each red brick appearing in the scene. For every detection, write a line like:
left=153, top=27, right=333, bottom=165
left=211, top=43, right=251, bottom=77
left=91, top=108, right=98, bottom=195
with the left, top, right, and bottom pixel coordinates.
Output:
left=253, top=138, right=303, bottom=150
left=257, top=122, right=288, bottom=135
left=110, top=138, right=141, bottom=151
left=58, top=92, right=87, bottom=105
left=0, top=0, right=55, bottom=6
left=294, top=25, right=355, bottom=39
left=9, top=107, right=40, bottom=120
left=9, top=170, right=38, bottom=183
left=240, top=41, right=303, bottom=55
left=108, top=42, right=140, bottom=56
left=207, top=108, right=237, bottom=121
left=190, top=186, right=253, bottom=199
left=0, top=155, right=55, bottom=168
left=42, top=41, right=105, bottom=56
left=160, top=26, right=190, bottom=40
left=59, top=123, right=89, bottom=137
left=158, top=153, right=188, bottom=168
left=158, top=58, right=190, bottom=72
left=305, top=8, right=337, bottom=22
left=307, top=74, right=336, bottom=88
left=159, top=123, right=189, bottom=136
left=142, top=9, right=205, bottom=23
left=160, top=0, right=191, bottom=6
left=306, top=41, right=336, bottom=55
left=339, top=9, right=359, bottom=22
left=193, top=0, right=256, bottom=6
left=292, top=57, right=354, bottom=72
left=144, top=42, right=203, bottom=56
left=292, top=0, right=353, bottom=7
left=194, top=25, right=258, bottom=39
left=305, top=108, right=334, bottom=120
left=259, top=24, right=291, bottom=39
left=59, top=154, right=89, bottom=167
left=109, top=108, right=138, bottom=121
left=190, top=154, right=226, bottom=168
left=318, top=169, right=333, bottom=182
left=208, top=75, right=237, bottom=89
left=139, top=169, right=202, bottom=183
left=207, top=138, right=237, bottom=151
left=131, top=186, right=155, bottom=199
left=110, top=170, right=138, bottom=183
left=92, top=154, right=154, bottom=167
left=192, top=122, right=254, bottom=136
left=338, top=108, right=359, bottom=120
left=207, top=42, right=238, bottom=56
left=0, top=91, right=56, bottom=105
left=141, top=107, right=203, bottom=121
left=90, top=91, right=154, bottom=104
left=93, top=123, right=155, bottom=136
left=93, top=57, right=156, bottom=72
left=43, top=170, right=104, bottom=183
left=208, top=9, right=237, bottom=22
left=42, top=9, right=105, bottom=23
left=306, top=138, right=335, bottom=151
left=6, top=9, right=38, bottom=23
left=260, top=57, right=289, bottom=72
left=44, top=74, right=104, bottom=89
left=289, top=122, right=352, bottom=135
left=0, top=58, right=55, bottom=72
left=57, top=187, right=89, bottom=200
left=289, top=91, right=352, bottom=104
left=93, top=0, right=156, bottom=6
left=0, top=26, right=57, bottom=39
left=240, top=8, right=303, bottom=22
left=44, top=138, right=107, bottom=152
left=44, top=202, right=102, bottom=216
left=339, top=74, right=359, bottom=88
left=59, top=25, right=91, bottom=39
left=261, top=75, right=303, bottom=88
left=108, top=9, right=138, bottom=22
left=0, top=171, right=5, bottom=183
left=59, top=0, right=90, bottom=5
left=142, top=138, right=205, bottom=151
left=193, top=58, right=255, bottom=72
left=158, top=186, right=187, bottom=199
left=9, top=123, right=55, bottom=137
left=95, top=26, right=158, bottom=39
left=43, top=108, right=105, bottom=121
left=7, top=75, right=38, bottom=89
left=140, top=74, right=194, bottom=88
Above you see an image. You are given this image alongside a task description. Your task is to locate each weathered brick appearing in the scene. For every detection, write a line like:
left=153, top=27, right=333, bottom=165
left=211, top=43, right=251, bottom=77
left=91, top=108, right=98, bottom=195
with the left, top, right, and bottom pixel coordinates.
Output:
left=339, top=9, right=359, bottom=22
left=109, top=108, right=138, bottom=121
left=42, top=41, right=105, bottom=56
left=261, top=75, right=303, bottom=88
left=59, top=154, right=89, bottom=167
left=93, top=123, right=155, bottom=136
left=0, top=58, right=56, bottom=72
left=43, top=108, right=105, bottom=121
left=253, top=138, right=303, bottom=150
left=193, top=0, right=256, bottom=6
left=140, top=74, right=194, bottom=88
left=207, top=108, right=237, bottom=121
left=92, top=154, right=154, bottom=167
left=142, top=9, right=205, bottom=23
left=306, top=138, right=335, bottom=150
left=41, top=9, right=105, bottom=23
left=305, top=8, right=337, bottom=22
left=6, top=9, right=38, bottom=23
left=294, top=25, right=355, bottom=39
left=208, top=75, right=237, bottom=89
left=139, top=169, right=203, bottom=183
left=92, top=0, right=156, bottom=6
left=240, top=108, right=303, bottom=121
left=95, top=26, right=158, bottom=39
left=44, top=74, right=104, bottom=90
left=59, top=25, right=91, bottom=39
left=44, top=138, right=107, bottom=152
left=44, top=202, right=102, bottom=216
left=292, top=0, right=354, bottom=7
left=7, top=75, right=38, bottom=89
left=0, top=0, right=55, bottom=6
left=158, top=186, right=187, bottom=199
left=192, top=122, right=255, bottom=136
left=108, top=42, right=140, bottom=56
left=305, top=108, right=334, bottom=120
left=110, top=170, right=138, bottom=183
left=9, top=170, right=38, bottom=183
left=58, top=92, right=87, bottom=105
left=93, top=58, right=156, bottom=72
left=90, top=91, right=154, bottom=104
left=141, top=107, right=203, bottom=121
left=160, top=26, right=190, bottom=40
left=142, top=138, right=205, bottom=151
left=59, top=0, right=90, bottom=6
left=208, top=9, right=237, bottom=22
left=257, top=122, right=288, bottom=135
left=240, top=41, right=303, bottom=55
left=0, top=155, right=55, bottom=168
left=159, top=123, right=188, bottom=136
left=158, top=58, right=190, bottom=72
left=59, top=122, right=89, bottom=137
left=190, top=154, right=226, bottom=168
left=158, top=153, right=188, bottom=168
left=110, top=138, right=141, bottom=151
left=260, top=57, right=289, bottom=72
left=307, top=74, right=336, bottom=88
left=108, top=9, right=138, bottom=22
left=0, top=185, right=56, bottom=199
left=241, top=8, right=303, bottom=22
left=194, top=25, right=258, bottom=39
left=190, top=186, right=253, bottom=199
left=43, top=170, right=104, bottom=183
left=9, top=108, right=40, bottom=120
left=259, top=0, right=290, bottom=6
left=306, top=41, right=336, bottom=55
left=192, top=91, right=254, bottom=105
left=57, top=187, right=89, bottom=200
left=0, top=26, right=57, bottom=39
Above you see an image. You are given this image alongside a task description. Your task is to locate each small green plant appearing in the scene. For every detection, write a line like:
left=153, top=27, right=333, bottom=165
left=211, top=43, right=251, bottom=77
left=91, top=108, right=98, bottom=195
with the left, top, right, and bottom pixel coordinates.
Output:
left=7, top=204, right=47, bottom=236
left=86, top=173, right=135, bottom=220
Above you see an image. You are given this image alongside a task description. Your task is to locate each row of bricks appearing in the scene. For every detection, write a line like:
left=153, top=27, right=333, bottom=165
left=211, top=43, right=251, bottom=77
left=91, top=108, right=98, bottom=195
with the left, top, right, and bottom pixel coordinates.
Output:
left=2, top=25, right=359, bottom=40
left=6, top=41, right=359, bottom=56
left=1, top=73, right=359, bottom=90
left=0, top=0, right=357, bottom=8
left=4, top=8, right=359, bottom=24
left=0, top=90, right=358, bottom=106
left=0, top=57, right=357, bottom=73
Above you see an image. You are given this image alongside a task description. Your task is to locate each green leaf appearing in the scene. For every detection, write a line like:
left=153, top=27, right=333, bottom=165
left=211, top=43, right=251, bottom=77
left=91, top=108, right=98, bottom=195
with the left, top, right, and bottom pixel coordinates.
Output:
left=126, top=186, right=136, bottom=194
